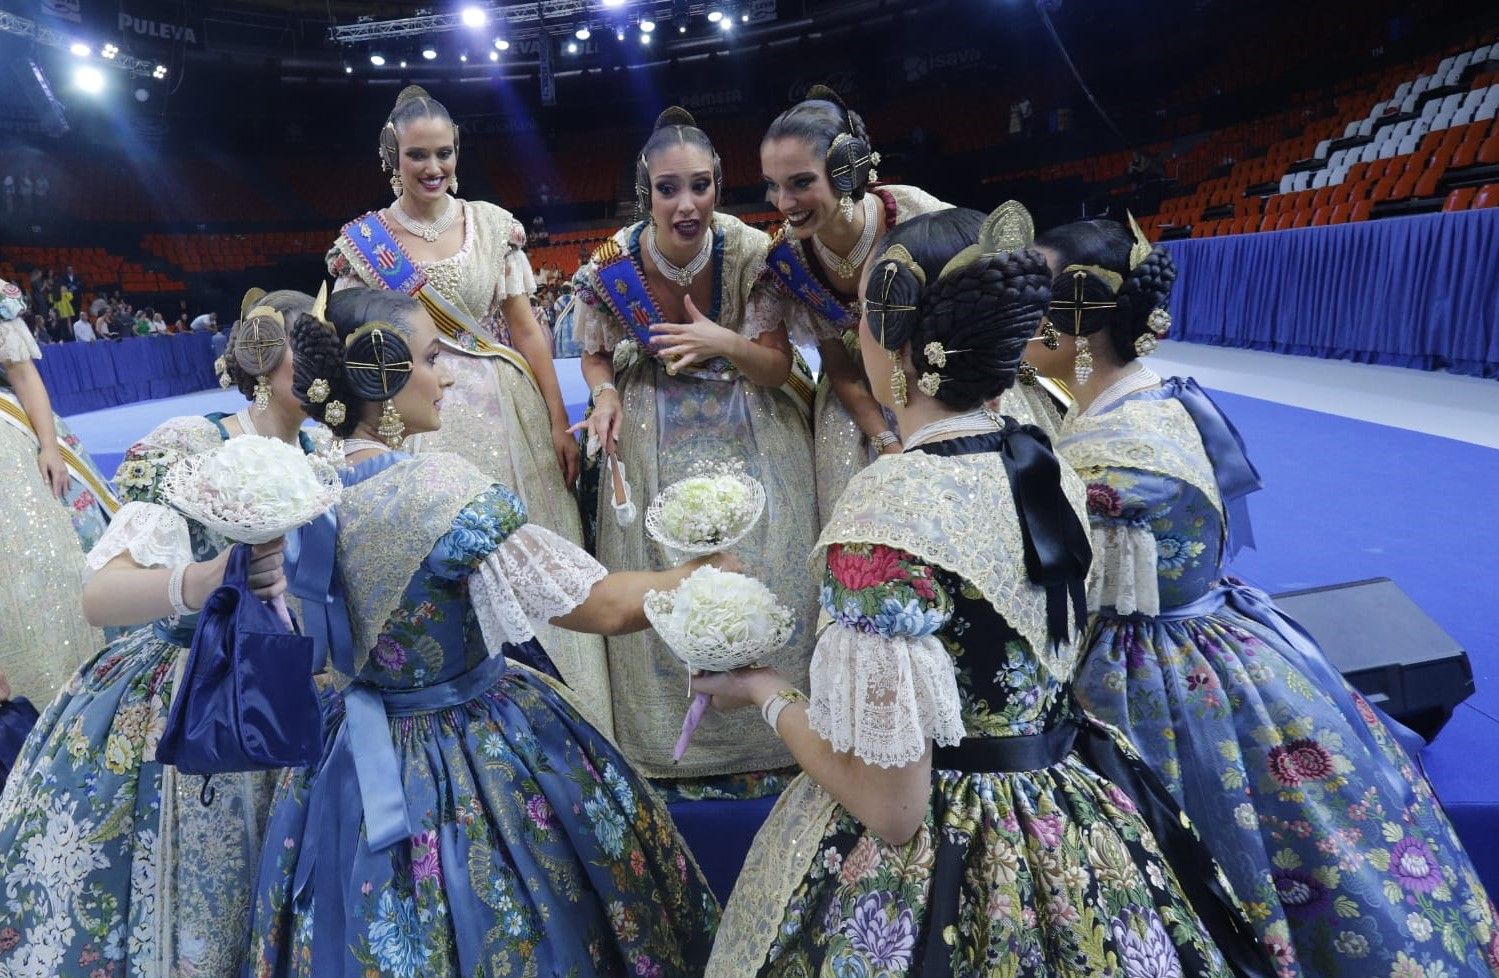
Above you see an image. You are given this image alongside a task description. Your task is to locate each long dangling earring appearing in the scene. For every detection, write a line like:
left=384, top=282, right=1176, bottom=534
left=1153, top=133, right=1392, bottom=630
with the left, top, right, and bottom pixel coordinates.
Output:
left=449, top=174, right=458, bottom=196
left=888, top=350, right=909, bottom=407
left=1074, top=335, right=1094, bottom=386
left=389, top=173, right=403, bottom=198
left=839, top=194, right=855, bottom=223
left=253, top=375, right=271, bottom=413
left=377, top=401, right=406, bottom=447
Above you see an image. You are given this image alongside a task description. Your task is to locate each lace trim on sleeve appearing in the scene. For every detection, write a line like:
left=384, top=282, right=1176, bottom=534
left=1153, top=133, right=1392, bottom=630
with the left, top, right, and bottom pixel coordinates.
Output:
left=806, top=625, right=966, bottom=769
left=742, top=282, right=794, bottom=344
left=1086, top=521, right=1160, bottom=616
left=572, top=279, right=624, bottom=355
left=83, top=501, right=193, bottom=580
left=0, top=317, right=41, bottom=362
left=496, top=242, right=538, bottom=300
left=468, top=523, right=608, bottom=650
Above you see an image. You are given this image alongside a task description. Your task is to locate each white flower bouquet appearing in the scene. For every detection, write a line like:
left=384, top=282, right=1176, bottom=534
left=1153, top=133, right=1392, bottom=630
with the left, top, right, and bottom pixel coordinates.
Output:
left=162, top=435, right=341, bottom=627
left=645, top=462, right=765, bottom=557
left=644, top=566, right=795, bottom=760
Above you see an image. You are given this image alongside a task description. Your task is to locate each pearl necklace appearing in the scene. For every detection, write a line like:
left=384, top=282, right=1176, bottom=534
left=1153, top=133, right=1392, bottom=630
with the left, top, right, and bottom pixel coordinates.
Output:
left=645, top=224, right=712, bottom=287
left=901, top=407, right=1003, bottom=452
left=342, top=437, right=392, bottom=458
left=391, top=195, right=458, bottom=243
left=1080, top=365, right=1161, bottom=417
left=812, top=194, right=879, bottom=280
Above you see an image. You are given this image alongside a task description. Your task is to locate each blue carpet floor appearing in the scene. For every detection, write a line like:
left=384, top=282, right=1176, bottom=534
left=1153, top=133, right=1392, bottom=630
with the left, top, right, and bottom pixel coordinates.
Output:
left=61, top=377, right=1499, bottom=902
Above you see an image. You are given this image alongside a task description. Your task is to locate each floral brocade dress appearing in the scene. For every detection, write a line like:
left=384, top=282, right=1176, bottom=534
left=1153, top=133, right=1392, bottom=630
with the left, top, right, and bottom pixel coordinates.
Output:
left=247, top=451, right=717, bottom=977
left=708, top=431, right=1256, bottom=978
left=0, top=414, right=311, bottom=978
left=573, top=212, right=818, bottom=789
left=1061, top=376, right=1499, bottom=978
left=0, top=294, right=113, bottom=707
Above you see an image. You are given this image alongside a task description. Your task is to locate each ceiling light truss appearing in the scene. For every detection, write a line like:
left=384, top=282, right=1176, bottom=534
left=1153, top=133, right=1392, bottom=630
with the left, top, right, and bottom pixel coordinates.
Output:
left=0, top=9, right=162, bottom=77
left=329, top=1, right=731, bottom=44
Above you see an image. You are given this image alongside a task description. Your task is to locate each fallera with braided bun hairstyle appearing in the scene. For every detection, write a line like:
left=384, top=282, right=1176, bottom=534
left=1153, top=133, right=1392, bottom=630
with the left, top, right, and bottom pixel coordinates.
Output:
left=0, top=279, right=328, bottom=976
left=699, top=202, right=1279, bottom=978
left=328, top=84, right=606, bottom=726
left=570, top=105, right=818, bottom=796
left=249, top=290, right=734, bottom=978
left=1043, top=217, right=1499, bottom=978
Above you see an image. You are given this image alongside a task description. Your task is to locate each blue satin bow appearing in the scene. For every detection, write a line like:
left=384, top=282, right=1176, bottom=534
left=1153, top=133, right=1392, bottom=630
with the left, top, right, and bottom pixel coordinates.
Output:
left=1166, top=377, right=1262, bottom=558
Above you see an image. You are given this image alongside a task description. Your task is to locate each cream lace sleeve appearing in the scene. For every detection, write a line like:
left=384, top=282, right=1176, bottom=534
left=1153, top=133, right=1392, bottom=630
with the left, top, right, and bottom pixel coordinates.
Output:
left=496, top=219, right=538, bottom=299
left=1086, top=522, right=1160, bottom=616
left=468, top=523, right=608, bottom=650
left=83, top=501, right=193, bottom=580
left=0, top=316, right=41, bottom=363
left=807, top=626, right=966, bottom=768
left=571, top=272, right=624, bottom=355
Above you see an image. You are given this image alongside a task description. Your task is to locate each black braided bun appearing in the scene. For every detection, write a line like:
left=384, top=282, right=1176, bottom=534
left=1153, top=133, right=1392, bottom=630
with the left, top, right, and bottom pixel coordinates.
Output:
left=1034, top=219, right=1177, bottom=363
left=869, top=208, right=1051, bottom=410
left=290, top=287, right=423, bottom=437
left=635, top=106, right=722, bottom=217
left=222, top=289, right=311, bottom=401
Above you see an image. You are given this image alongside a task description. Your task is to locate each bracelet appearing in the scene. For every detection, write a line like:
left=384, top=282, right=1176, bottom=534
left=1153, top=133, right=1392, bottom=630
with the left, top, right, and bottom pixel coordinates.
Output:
left=761, top=687, right=808, bottom=732
left=590, top=381, right=617, bottom=401
left=873, top=430, right=901, bottom=451
left=167, top=563, right=193, bottom=620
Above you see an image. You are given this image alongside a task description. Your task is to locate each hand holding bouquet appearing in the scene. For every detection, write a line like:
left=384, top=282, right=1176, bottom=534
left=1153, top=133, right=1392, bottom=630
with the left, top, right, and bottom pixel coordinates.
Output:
left=644, top=566, right=794, bottom=760
left=162, top=435, right=341, bottom=627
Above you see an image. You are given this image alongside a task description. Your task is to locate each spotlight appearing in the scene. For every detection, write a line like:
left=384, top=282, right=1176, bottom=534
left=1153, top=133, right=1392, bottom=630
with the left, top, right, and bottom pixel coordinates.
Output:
left=740, top=11, right=749, bottom=21
left=615, top=27, right=625, bottom=41
left=460, top=53, right=469, bottom=61
left=489, top=50, right=499, bottom=61
left=460, top=6, right=487, bottom=27
left=370, top=53, right=386, bottom=66
left=602, top=0, right=625, bottom=7
left=640, top=18, right=655, bottom=31
left=152, top=64, right=168, bottom=79
left=707, top=10, right=722, bottom=21
left=719, top=18, right=731, bottom=30
left=344, top=64, right=354, bottom=74
left=575, top=25, right=591, bottom=39
left=640, top=32, right=651, bottom=44
left=422, top=47, right=437, bottom=59
left=678, top=23, right=687, bottom=32
left=494, top=37, right=510, bottom=49
left=101, top=43, right=118, bottom=59
left=400, top=59, right=408, bottom=67
left=69, top=42, right=91, bottom=58
left=566, top=41, right=578, bottom=53
left=73, top=65, right=105, bottom=94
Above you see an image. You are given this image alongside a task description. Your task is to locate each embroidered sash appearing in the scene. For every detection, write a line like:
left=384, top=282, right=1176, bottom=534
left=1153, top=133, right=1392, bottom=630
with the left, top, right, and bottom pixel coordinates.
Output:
left=338, top=213, right=537, bottom=388
left=0, top=391, right=120, bottom=515
left=765, top=228, right=856, bottom=331
left=590, top=237, right=814, bottom=416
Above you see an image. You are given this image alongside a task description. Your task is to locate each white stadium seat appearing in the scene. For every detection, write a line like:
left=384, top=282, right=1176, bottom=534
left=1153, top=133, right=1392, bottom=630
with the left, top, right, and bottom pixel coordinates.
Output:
left=1314, top=139, right=1331, bottom=159
left=1478, top=101, right=1498, bottom=123
left=1452, top=107, right=1475, bottom=128
left=1397, top=134, right=1420, bottom=155
left=1279, top=174, right=1295, bottom=194
left=1393, top=81, right=1413, bottom=101
left=1421, top=99, right=1441, bottom=120
left=1311, top=169, right=1329, bottom=189
left=1328, top=165, right=1350, bottom=185
left=1293, top=171, right=1311, bottom=191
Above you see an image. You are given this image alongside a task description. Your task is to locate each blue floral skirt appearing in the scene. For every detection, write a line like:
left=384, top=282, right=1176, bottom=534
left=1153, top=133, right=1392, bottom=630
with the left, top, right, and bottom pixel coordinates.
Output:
left=247, top=663, right=719, bottom=978
left=1077, top=603, right=1499, bottom=978
left=0, top=626, right=276, bottom=978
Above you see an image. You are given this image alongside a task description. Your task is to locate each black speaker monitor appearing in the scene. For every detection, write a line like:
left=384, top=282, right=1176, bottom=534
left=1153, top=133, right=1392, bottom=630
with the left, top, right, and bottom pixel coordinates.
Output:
left=1271, top=577, right=1473, bottom=742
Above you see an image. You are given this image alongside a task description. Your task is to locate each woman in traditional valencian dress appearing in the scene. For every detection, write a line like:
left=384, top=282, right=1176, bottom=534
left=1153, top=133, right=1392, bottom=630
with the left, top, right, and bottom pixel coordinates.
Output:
left=247, top=287, right=718, bottom=976
left=326, top=85, right=609, bottom=732
left=571, top=107, right=817, bottom=792
left=1032, top=217, right=1499, bottom=978
left=0, top=289, right=320, bottom=978
left=0, top=277, right=115, bottom=707
left=695, top=205, right=1271, bottom=978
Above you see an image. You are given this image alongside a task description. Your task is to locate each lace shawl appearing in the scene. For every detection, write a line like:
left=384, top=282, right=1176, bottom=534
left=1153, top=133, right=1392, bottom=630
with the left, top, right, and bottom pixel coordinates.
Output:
left=814, top=449, right=1090, bottom=681
left=573, top=211, right=770, bottom=355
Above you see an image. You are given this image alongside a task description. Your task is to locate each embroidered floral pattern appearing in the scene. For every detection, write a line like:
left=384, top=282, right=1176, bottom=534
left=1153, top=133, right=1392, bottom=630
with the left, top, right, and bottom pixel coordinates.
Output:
left=823, top=543, right=950, bottom=637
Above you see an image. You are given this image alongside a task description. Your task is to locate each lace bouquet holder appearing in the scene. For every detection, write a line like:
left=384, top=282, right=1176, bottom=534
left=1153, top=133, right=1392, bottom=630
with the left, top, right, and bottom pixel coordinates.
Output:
left=644, top=462, right=766, bottom=562
left=644, top=566, right=795, bottom=761
left=156, top=436, right=339, bottom=775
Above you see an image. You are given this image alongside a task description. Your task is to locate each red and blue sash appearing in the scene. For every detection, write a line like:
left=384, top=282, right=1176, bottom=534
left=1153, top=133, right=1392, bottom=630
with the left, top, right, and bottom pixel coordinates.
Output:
left=765, top=227, right=856, bottom=330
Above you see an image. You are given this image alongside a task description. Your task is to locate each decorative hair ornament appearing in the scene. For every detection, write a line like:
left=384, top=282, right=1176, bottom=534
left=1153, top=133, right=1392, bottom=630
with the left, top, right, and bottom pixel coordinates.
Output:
left=1017, top=361, right=1039, bottom=386
left=307, top=378, right=330, bottom=403
left=343, top=323, right=413, bottom=399
left=937, top=200, right=1035, bottom=281
left=922, top=340, right=962, bottom=368
left=1126, top=211, right=1153, bottom=271
left=917, top=372, right=942, bottom=397
left=214, top=356, right=233, bottom=389
left=1135, top=306, right=1173, bottom=357
left=323, top=400, right=347, bottom=428
left=233, top=302, right=289, bottom=414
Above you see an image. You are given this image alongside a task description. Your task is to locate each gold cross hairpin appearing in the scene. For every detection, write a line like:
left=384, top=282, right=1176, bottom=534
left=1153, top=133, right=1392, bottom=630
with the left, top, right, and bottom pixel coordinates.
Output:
left=1049, top=269, right=1118, bottom=337
left=234, top=315, right=286, bottom=373
left=345, top=329, right=412, bottom=396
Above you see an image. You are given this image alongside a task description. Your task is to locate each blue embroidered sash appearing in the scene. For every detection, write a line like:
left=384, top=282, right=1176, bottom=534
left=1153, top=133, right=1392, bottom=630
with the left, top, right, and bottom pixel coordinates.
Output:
left=765, top=228, right=856, bottom=330
left=338, top=212, right=537, bottom=387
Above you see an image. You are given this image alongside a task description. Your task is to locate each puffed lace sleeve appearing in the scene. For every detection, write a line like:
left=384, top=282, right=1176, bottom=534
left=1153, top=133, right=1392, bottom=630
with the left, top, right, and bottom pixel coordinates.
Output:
left=807, top=543, right=966, bottom=768
left=82, top=417, right=221, bottom=578
left=744, top=275, right=834, bottom=348
left=0, top=315, right=41, bottom=363
left=428, top=485, right=608, bottom=651
left=1081, top=477, right=1160, bottom=616
left=495, top=212, right=537, bottom=299
left=571, top=266, right=624, bottom=355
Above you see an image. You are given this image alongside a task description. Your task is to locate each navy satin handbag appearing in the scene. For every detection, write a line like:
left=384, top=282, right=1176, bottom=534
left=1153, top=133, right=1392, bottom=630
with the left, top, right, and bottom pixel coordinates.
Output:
left=156, top=543, right=323, bottom=778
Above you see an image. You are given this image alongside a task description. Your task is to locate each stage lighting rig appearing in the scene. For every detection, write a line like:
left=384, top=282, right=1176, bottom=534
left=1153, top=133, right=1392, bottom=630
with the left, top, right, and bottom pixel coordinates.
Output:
left=0, top=9, right=162, bottom=78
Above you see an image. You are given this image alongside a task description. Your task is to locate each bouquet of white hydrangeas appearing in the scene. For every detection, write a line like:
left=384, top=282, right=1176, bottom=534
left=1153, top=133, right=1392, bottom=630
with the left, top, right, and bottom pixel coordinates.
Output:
left=163, top=435, right=341, bottom=627
left=644, top=566, right=794, bottom=760
left=645, top=462, right=765, bottom=557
